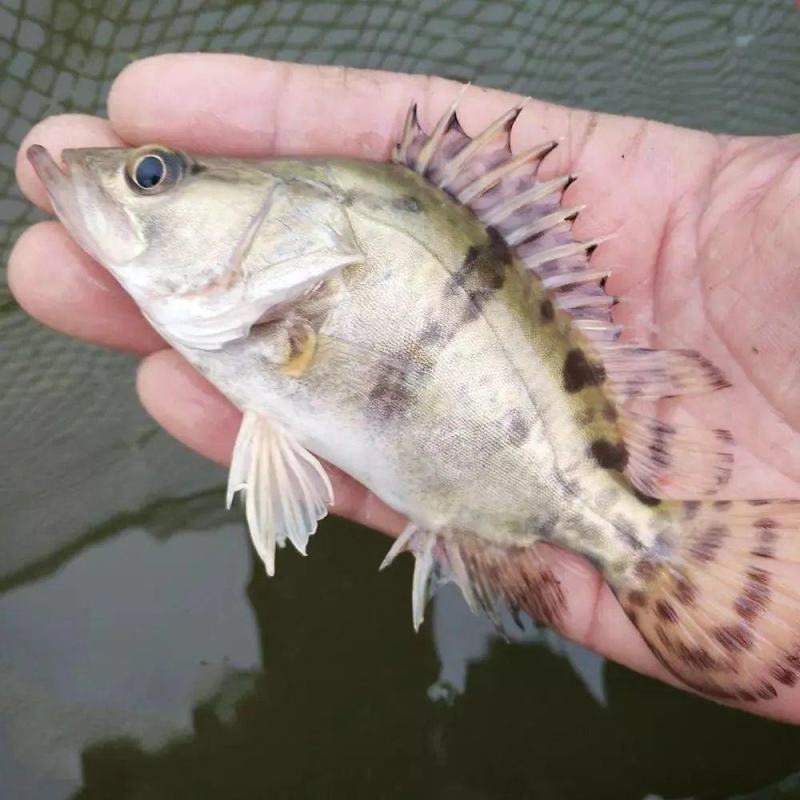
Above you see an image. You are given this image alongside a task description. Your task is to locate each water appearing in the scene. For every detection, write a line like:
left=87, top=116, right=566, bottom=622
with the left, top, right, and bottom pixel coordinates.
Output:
left=2, top=1, right=800, bottom=797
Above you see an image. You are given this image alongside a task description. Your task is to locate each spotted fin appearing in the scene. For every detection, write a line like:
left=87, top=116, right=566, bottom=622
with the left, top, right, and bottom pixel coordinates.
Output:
left=380, top=525, right=565, bottom=632
left=620, top=411, right=733, bottom=498
left=227, top=410, right=334, bottom=575
left=598, top=345, right=731, bottom=401
left=619, top=500, right=800, bottom=703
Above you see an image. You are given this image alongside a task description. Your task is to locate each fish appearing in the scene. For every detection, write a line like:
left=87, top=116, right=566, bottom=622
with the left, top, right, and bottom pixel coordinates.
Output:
left=27, top=97, right=800, bottom=707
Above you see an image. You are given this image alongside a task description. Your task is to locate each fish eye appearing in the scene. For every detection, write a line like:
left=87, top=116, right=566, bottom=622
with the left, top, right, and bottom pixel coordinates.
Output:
left=134, top=155, right=166, bottom=189
left=125, top=147, right=186, bottom=194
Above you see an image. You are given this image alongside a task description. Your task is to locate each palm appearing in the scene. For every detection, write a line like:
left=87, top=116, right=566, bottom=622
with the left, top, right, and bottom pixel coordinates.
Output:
left=10, top=55, right=800, bottom=721
left=555, top=125, right=800, bottom=497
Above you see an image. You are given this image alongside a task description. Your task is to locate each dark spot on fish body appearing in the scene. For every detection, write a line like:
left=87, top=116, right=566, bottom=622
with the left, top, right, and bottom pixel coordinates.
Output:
left=602, top=402, right=619, bottom=422
left=393, top=195, right=421, bottom=213
left=485, top=225, right=512, bottom=264
left=589, top=438, right=628, bottom=471
left=713, top=500, right=732, bottom=511
left=419, top=321, right=447, bottom=346
left=502, top=409, right=531, bottom=447
left=633, top=487, right=661, bottom=507
left=563, top=349, right=606, bottom=393
left=539, top=298, right=554, bottom=322
left=367, top=349, right=432, bottom=421
left=368, top=377, right=413, bottom=421
left=462, top=288, right=494, bottom=320
left=615, top=519, right=643, bottom=551
left=628, top=589, right=648, bottom=607
left=634, top=557, right=658, bottom=581
left=530, top=512, right=558, bottom=539
left=339, top=189, right=359, bottom=207
left=446, top=225, right=511, bottom=323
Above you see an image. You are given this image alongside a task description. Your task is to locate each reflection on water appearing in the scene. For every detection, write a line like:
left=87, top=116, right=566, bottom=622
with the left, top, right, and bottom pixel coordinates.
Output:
left=5, top=515, right=800, bottom=799
left=430, top=583, right=607, bottom=705
left=3, top=0, right=800, bottom=797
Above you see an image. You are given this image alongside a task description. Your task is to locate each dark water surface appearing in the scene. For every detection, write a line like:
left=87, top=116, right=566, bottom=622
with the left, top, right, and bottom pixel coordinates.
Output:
left=2, top=1, right=800, bottom=797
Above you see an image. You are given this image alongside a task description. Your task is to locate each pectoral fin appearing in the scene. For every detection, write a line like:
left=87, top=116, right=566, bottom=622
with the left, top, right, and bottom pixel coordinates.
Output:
left=227, top=410, right=334, bottom=575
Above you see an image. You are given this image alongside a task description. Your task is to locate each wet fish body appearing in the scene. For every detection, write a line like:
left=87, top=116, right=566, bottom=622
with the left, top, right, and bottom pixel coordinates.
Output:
left=27, top=99, right=800, bottom=706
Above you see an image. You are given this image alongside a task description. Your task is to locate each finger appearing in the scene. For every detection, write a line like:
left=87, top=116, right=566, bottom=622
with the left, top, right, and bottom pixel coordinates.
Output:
left=16, top=114, right=124, bottom=213
left=108, top=53, right=644, bottom=193
left=7, top=221, right=164, bottom=355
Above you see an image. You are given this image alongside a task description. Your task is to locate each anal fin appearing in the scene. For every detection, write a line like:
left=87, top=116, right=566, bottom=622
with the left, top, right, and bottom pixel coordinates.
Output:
left=227, top=410, right=334, bottom=575
left=380, top=527, right=565, bottom=632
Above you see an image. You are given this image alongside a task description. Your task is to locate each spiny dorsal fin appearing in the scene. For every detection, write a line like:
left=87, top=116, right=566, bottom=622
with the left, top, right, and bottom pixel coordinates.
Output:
left=392, top=98, right=607, bottom=321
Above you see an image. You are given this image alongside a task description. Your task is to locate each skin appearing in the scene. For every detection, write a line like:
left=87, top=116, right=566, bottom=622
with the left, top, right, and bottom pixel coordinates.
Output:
left=9, top=54, right=800, bottom=722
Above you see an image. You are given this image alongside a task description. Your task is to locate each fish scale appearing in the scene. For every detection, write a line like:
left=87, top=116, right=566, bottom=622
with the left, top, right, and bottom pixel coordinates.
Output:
left=26, top=97, right=800, bottom=709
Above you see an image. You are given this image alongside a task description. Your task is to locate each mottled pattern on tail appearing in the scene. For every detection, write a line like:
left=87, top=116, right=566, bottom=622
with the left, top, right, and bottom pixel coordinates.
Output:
left=620, top=500, right=800, bottom=702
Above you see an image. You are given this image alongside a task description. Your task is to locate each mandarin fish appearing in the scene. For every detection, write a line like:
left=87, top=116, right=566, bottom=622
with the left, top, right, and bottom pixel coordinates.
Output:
left=27, top=99, right=800, bottom=707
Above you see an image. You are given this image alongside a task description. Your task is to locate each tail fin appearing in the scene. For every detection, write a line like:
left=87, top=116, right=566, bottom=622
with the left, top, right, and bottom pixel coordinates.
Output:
left=619, top=500, right=800, bottom=702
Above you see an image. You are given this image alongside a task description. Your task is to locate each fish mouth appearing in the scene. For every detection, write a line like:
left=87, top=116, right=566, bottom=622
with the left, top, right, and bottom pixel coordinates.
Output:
left=26, top=144, right=102, bottom=261
left=27, top=144, right=70, bottom=187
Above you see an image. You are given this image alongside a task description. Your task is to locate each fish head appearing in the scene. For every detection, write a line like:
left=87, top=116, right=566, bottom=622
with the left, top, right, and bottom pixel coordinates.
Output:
left=27, top=144, right=358, bottom=350
left=27, top=143, right=280, bottom=296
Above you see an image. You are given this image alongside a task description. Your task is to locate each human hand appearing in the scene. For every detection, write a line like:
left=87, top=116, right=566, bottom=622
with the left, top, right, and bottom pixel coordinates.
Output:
left=10, top=54, right=800, bottom=721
